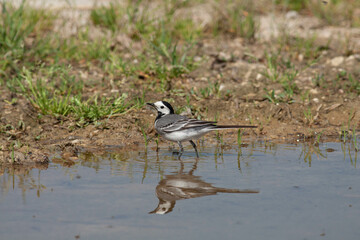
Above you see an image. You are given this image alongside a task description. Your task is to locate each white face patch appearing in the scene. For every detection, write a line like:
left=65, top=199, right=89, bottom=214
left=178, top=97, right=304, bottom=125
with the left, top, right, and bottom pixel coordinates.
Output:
left=154, top=101, right=171, bottom=115
left=154, top=201, right=172, bottom=215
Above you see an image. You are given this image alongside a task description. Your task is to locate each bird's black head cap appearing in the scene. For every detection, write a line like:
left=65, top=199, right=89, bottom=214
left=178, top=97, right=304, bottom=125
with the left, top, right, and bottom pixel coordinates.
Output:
left=161, top=101, right=175, bottom=114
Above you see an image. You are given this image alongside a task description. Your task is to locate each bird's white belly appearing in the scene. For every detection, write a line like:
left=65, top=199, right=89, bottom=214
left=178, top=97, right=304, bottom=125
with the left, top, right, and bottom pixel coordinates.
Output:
left=161, top=129, right=208, bottom=142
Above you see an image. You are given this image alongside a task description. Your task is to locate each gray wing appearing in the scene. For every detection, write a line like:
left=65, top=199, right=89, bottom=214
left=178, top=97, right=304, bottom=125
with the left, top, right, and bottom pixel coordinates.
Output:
left=157, top=115, right=217, bottom=133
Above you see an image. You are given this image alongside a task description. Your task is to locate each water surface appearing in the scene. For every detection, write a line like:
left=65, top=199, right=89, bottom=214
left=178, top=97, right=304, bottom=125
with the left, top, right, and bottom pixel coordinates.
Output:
left=0, top=141, right=359, bottom=240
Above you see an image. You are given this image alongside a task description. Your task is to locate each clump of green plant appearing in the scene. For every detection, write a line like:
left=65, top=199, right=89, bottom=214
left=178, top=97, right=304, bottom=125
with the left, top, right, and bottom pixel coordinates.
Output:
left=275, top=33, right=327, bottom=65
left=148, top=22, right=197, bottom=77
left=211, top=1, right=257, bottom=40
left=90, top=1, right=156, bottom=35
left=16, top=68, right=72, bottom=116
left=140, top=124, right=149, bottom=148
left=300, top=90, right=310, bottom=104
left=264, top=88, right=295, bottom=104
left=315, top=131, right=323, bottom=145
left=133, top=90, right=146, bottom=109
left=58, top=31, right=112, bottom=64
left=125, top=0, right=194, bottom=40
left=10, top=142, right=16, bottom=163
left=262, top=53, right=299, bottom=104
left=307, top=0, right=353, bottom=26
left=89, top=0, right=201, bottom=80
left=276, top=0, right=360, bottom=27
left=172, top=18, right=202, bottom=41
left=264, top=89, right=283, bottom=104
left=126, top=0, right=156, bottom=38
left=281, top=69, right=299, bottom=99
left=196, top=81, right=221, bottom=99
left=340, top=125, right=350, bottom=143
left=262, top=54, right=282, bottom=82
left=317, top=70, right=360, bottom=96
left=46, top=65, right=84, bottom=95
left=91, top=3, right=122, bottom=33
left=312, top=73, right=326, bottom=88
left=105, top=53, right=134, bottom=77
left=275, top=0, right=307, bottom=11
left=15, top=67, right=132, bottom=125
left=71, top=94, right=129, bottom=125
left=0, top=2, right=35, bottom=52
left=0, top=1, right=55, bottom=76
left=290, top=36, right=323, bottom=63
left=303, top=107, right=314, bottom=126
left=338, top=72, right=360, bottom=95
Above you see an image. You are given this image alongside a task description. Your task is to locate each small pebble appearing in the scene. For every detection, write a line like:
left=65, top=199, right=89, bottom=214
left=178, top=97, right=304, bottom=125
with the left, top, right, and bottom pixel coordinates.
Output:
left=330, top=56, right=344, bottom=67
left=286, top=11, right=298, bottom=19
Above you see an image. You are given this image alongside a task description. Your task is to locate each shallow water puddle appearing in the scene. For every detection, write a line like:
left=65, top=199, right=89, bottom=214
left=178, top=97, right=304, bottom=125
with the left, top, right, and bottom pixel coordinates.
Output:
left=0, top=141, right=359, bottom=240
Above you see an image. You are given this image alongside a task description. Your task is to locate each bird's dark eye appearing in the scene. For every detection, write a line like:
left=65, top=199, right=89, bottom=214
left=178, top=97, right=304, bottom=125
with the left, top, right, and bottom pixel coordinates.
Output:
left=160, top=106, right=164, bottom=109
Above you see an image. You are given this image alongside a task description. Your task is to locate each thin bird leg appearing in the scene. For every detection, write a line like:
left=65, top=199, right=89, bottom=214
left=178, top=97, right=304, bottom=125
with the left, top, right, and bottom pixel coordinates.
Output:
left=189, top=140, right=199, bottom=158
left=177, top=141, right=184, bottom=159
left=177, top=141, right=184, bottom=154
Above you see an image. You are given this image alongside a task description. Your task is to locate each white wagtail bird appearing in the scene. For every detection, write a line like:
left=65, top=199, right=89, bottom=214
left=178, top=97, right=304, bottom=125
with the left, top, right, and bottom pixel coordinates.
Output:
left=146, top=101, right=257, bottom=157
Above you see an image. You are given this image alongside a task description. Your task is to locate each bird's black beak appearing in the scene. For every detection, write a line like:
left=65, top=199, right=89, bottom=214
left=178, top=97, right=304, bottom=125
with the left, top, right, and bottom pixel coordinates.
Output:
left=146, top=102, right=155, bottom=107
left=146, top=102, right=156, bottom=110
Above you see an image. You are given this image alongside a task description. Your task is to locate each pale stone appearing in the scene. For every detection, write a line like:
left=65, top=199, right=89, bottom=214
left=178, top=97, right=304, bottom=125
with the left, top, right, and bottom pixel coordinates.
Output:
left=286, top=11, right=299, bottom=19
left=310, top=88, right=319, bottom=94
left=330, top=56, right=345, bottom=67
left=218, top=52, right=232, bottom=62
left=256, top=73, right=263, bottom=80
left=312, top=98, right=319, bottom=103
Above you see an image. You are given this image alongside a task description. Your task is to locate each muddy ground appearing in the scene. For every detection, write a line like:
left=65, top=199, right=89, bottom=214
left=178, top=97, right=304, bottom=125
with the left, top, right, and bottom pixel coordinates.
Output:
left=0, top=1, right=359, bottom=166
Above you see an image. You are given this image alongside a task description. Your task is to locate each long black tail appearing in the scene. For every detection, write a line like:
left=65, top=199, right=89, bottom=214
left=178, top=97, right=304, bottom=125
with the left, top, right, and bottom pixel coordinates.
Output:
left=212, top=125, right=257, bottom=130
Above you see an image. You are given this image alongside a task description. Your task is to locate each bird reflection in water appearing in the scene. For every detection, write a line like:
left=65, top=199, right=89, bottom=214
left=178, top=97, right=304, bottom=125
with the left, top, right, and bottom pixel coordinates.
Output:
left=149, top=159, right=259, bottom=214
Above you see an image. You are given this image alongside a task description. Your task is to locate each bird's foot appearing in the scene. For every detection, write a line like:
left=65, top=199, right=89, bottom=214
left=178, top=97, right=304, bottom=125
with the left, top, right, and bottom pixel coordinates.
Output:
left=172, top=150, right=181, bottom=155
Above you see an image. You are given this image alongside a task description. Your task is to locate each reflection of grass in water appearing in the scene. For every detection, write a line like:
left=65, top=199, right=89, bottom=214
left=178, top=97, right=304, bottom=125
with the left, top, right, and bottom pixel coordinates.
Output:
left=0, top=165, right=47, bottom=200
left=341, top=141, right=358, bottom=168
left=342, top=128, right=359, bottom=167
left=297, top=136, right=358, bottom=168
left=299, top=141, right=327, bottom=167
left=237, top=129, right=243, bottom=147
left=353, top=128, right=359, bottom=152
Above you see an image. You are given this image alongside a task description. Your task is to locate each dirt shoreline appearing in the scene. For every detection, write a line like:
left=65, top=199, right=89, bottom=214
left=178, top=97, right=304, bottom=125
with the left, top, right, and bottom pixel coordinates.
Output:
left=1, top=86, right=358, bottom=165
left=0, top=2, right=359, bottom=165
